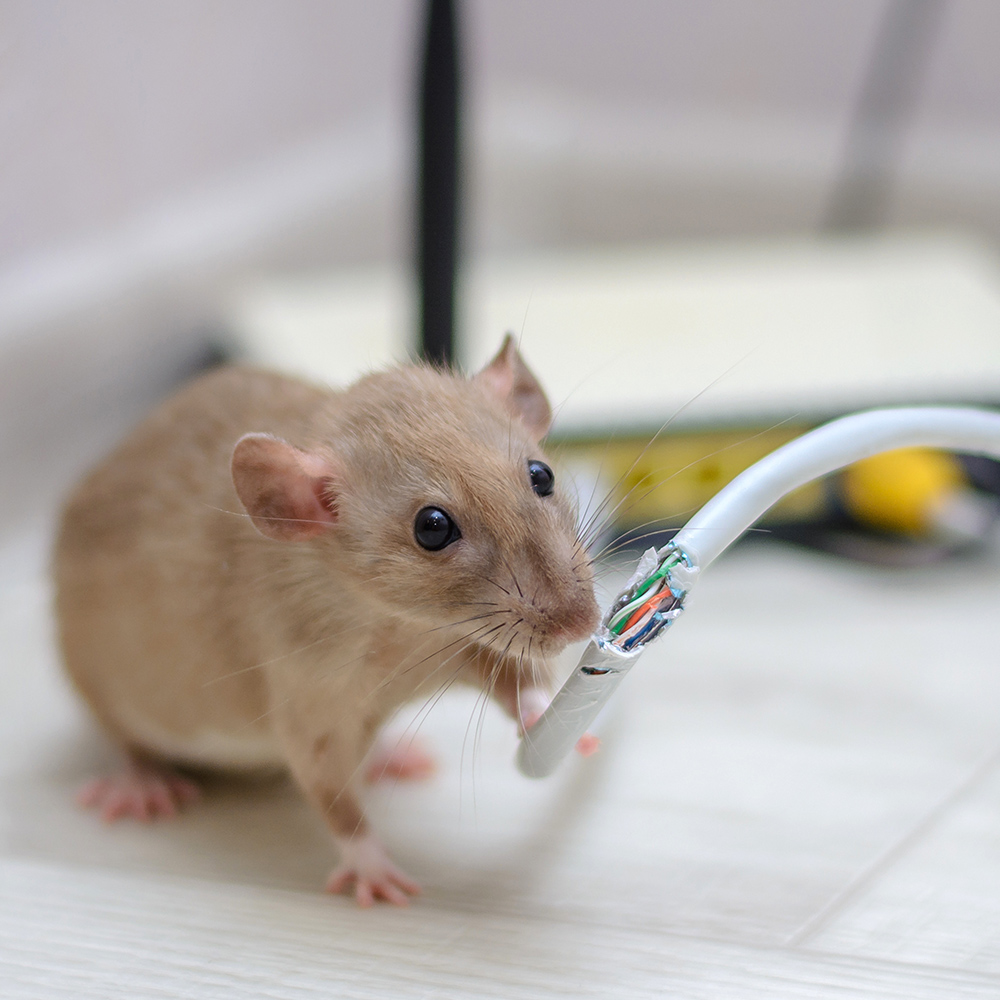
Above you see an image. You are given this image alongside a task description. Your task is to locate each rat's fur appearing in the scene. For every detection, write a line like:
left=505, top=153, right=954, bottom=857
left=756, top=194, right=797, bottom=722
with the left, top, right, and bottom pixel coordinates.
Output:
left=54, top=338, right=599, bottom=904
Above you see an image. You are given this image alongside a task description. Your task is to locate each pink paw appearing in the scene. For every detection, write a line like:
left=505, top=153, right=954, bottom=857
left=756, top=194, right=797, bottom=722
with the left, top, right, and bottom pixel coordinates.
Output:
left=365, top=738, right=437, bottom=784
left=76, top=760, right=200, bottom=823
left=326, top=834, right=421, bottom=907
left=522, top=711, right=600, bottom=757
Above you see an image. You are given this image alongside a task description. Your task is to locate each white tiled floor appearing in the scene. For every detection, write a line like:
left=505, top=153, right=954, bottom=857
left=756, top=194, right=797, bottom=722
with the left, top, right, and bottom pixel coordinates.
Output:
left=2, top=519, right=1000, bottom=997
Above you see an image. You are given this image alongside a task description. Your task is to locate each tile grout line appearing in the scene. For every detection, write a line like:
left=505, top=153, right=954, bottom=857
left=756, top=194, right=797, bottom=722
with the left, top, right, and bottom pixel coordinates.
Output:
left=783, top=739, right=1000, bottom=949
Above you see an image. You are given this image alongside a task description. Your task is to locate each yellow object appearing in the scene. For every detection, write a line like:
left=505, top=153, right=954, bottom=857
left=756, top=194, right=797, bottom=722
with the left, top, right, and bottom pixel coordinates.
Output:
left=840, top=448, right=966, bottom=536
left=552, top=425, right=825, bottom=531
left=554, top=434, right=972, bottom=540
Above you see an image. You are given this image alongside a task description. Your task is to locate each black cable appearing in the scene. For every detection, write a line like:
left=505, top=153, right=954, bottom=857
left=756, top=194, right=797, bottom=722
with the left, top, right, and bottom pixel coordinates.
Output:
left=416, top=0, right=461, bottom=366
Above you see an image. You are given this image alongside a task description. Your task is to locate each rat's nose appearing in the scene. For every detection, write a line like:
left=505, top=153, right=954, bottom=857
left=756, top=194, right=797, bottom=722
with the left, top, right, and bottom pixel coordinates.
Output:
left=536, top=588, right=601, bottom=650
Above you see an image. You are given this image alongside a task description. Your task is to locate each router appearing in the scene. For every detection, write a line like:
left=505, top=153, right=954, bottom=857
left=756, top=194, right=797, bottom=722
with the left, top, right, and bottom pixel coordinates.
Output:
left=226, top=233, right=1000, bottom=556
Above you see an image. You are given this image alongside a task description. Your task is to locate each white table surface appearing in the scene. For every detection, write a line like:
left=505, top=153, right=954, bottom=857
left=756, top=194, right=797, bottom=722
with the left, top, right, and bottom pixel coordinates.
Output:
left=3, top=514, right=1000, bottom=998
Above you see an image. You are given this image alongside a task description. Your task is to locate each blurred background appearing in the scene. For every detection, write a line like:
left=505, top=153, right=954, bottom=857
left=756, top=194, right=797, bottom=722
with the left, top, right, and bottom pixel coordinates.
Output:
left=3, top=0, right=1000, bottom=551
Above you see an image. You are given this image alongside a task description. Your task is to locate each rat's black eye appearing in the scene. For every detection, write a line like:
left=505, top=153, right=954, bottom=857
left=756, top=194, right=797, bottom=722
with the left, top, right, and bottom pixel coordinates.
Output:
left=414, top=506, right=461, bottom=551
left=528, top=460, right=555, bottom=497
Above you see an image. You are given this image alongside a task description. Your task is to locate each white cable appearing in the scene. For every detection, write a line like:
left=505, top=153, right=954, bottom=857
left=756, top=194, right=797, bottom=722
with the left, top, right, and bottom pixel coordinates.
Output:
left=518, top=406, right=1000, bottom=779
left=674, top=407, right=1000, bottom=569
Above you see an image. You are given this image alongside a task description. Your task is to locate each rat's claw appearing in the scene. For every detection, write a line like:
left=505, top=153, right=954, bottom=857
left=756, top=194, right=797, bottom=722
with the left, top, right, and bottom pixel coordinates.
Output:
left=327, top=834, right=421, bottom=907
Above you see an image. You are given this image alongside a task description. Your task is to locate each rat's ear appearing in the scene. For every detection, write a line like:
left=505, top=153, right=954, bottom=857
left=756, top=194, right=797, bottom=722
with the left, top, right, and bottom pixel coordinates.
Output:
left=231, top=433, right=340, bottom=541
left=473, top=333, right=552, bottom=439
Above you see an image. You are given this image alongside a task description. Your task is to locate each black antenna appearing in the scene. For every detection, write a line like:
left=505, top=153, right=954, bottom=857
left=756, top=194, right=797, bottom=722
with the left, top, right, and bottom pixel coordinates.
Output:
left=416, top=0, right=461, bottom=366
left=824, top=0, right=946, bottom=231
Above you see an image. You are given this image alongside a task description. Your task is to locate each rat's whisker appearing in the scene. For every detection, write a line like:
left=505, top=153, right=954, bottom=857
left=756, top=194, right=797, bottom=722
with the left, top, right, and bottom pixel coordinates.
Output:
left=578, top=413, right=803, bottom=552
left=501, top=556, right=525, bottom=599
left=470, top=572, right=514, bottom=598
left=363, top=621, right=506, bottom=704
left=200, top=503, right=337, bottom=530
left=575, top=353, right=758, bottom=547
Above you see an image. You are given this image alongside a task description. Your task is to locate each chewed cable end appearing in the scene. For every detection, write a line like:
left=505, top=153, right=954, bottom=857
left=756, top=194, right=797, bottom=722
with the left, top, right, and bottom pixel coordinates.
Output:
left=516, top=544, right=698, bottom=779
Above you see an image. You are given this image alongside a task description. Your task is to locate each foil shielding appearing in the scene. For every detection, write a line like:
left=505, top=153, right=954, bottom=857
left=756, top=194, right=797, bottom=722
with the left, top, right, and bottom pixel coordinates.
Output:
left=516, top=638, right=643, bottom=779
left=603, top=543, right=696, bottom=652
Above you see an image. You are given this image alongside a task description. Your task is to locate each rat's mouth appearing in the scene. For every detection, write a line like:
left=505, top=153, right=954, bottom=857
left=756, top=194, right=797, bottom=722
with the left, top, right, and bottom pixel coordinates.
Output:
left=478, top=602, right=600, bottom=661
left=530, top=623, right=592, bottom=658
left=541, top=593, right=602, bottom=648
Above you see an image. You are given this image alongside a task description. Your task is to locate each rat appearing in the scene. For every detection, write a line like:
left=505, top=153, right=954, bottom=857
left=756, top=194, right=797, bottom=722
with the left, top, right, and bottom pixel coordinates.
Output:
left=54, top=335, right=601, bottom=906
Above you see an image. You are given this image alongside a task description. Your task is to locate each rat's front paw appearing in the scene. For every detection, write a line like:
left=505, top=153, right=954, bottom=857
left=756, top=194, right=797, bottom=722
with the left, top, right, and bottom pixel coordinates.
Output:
left=364, top=736, right=437, bottom=784
left=327, top=834, right=421, bottom=907
left=522, top=709, right=601, bottom=757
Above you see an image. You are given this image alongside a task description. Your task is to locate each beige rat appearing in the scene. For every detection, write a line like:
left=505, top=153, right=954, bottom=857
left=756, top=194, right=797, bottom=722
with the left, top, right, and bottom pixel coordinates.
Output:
left=54, top=336, right=600, bottom=906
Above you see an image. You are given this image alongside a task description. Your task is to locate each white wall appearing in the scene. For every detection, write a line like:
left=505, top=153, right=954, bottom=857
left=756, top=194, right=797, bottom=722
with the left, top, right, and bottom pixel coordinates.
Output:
left=3, top=0, right=1000, bottom=530
left=4, top=0, right=1000, bottom=296
left=0, top=1, right=415, bottom=267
